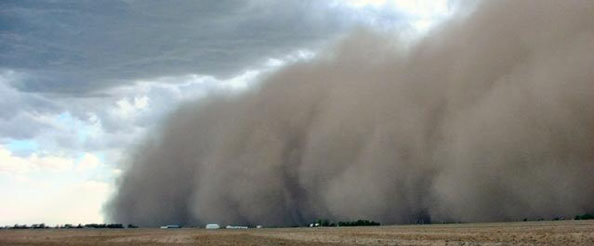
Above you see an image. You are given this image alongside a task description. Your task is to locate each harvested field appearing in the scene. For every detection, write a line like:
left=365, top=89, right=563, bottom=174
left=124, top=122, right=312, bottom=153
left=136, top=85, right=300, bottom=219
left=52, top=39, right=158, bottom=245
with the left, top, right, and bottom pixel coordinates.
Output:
left=1, top=220, right=593, bottom=245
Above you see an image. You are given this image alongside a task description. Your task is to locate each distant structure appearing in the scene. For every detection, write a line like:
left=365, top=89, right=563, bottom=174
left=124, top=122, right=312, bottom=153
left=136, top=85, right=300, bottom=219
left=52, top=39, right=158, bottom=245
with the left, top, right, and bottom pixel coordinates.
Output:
left=256, top=225, right=263, bottom=229
left=205, top=224, right=220, bottom=229
left=225, top=225, right=248, bottom=229
left=160, top=225, right=181, bottom=229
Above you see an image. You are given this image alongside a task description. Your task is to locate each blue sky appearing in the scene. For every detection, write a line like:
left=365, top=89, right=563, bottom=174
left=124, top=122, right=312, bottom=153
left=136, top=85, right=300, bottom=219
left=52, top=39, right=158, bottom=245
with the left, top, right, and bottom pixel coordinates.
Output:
left=0, top=0, right=453, bottom=225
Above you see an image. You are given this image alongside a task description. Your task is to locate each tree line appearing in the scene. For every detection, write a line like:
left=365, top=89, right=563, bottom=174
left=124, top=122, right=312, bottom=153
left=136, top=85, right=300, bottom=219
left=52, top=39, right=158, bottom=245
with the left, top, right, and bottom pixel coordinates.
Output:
left=311, top=219, right=381, bottom=227
left=0, top=223, right=138, bottom=229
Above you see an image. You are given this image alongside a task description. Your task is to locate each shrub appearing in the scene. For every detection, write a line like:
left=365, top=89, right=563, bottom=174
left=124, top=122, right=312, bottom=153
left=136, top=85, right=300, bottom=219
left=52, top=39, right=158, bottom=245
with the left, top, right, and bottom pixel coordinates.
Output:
left=575, top=214, right=594, bottom=220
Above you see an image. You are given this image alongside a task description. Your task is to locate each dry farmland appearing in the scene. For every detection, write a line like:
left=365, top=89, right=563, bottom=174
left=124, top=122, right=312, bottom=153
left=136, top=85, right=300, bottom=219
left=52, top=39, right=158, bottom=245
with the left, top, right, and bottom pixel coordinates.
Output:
left=1, top=220, right=593, bottom=245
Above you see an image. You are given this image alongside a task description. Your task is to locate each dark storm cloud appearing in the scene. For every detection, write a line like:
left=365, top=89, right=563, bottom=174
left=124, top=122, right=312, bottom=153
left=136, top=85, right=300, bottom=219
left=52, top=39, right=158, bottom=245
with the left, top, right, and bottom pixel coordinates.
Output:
left=0, top=0, right=382, bottom=94
left=107, top=0, right=594, bottom=227
left=0, top=71, right=62, bottom=139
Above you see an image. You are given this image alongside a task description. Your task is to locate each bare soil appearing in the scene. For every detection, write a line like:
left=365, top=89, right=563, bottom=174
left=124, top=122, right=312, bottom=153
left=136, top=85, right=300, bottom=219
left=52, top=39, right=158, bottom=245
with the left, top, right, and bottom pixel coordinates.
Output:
left=1, top=220, right=593, bottom=245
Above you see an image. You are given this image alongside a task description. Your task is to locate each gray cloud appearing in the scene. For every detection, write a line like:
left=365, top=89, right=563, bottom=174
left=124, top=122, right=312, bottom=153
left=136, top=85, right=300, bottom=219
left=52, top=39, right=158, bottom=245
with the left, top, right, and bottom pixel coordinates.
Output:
left=0, top=0, right=412, bottom=160
left=107, top=0, right=594, bottom=227
left=0, top=71, right=60, bottom=119
left=1, top=0, right=402, bottom=94
left=0, top=71, right=62, bottom=139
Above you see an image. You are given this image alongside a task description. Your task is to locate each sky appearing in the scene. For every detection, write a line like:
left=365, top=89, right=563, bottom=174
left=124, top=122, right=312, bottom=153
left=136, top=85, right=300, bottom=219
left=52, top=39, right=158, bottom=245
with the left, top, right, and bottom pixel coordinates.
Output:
left=0, top=0, right=453, bottom=225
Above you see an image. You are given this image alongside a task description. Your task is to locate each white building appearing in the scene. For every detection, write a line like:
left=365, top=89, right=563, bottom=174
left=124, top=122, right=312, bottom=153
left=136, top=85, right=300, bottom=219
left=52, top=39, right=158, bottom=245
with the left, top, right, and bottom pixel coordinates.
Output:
left=225, top=225, right=248, bottom=229
left=160, top=225, right=181, bottom=229
left=205, top=224, right=220, bottom=229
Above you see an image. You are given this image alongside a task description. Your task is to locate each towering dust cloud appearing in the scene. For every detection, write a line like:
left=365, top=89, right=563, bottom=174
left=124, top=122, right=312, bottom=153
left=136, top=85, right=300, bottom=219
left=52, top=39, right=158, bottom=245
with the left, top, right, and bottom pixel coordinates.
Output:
left=107, top=0, right=594, bottom=226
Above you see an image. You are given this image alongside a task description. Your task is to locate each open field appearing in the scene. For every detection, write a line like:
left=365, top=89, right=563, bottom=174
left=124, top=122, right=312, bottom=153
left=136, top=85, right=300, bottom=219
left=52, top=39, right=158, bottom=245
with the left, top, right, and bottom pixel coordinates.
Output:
left=1, top=220, right=593, bottom=245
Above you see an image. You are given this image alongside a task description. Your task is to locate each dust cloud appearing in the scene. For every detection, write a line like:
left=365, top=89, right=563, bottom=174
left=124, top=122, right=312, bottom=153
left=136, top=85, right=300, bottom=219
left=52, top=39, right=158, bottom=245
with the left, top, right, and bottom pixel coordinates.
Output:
left=107, top=0, right=594, bottom=226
